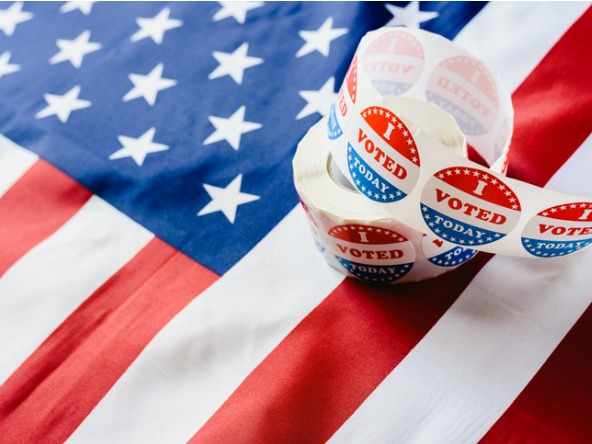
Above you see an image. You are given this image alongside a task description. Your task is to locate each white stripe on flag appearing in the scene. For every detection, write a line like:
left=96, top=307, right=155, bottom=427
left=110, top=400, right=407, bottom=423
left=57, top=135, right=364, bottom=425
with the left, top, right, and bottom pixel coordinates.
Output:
left=0, top=134, right=38, bottom=198
left=454, top=1, right=590, bottom=92
left=66, top=207, right=345, bottom=444
left=328, top=137, right=592, bottom=444
left=0, top=195, right=153, bottom=384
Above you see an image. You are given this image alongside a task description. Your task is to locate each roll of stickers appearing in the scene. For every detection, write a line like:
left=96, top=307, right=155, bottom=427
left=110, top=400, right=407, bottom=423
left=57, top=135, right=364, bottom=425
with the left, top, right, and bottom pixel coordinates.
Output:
left=322, top=27, right=592, bottom=259
left=294, top=26, right=592, bottom=283
left=294, top=99, right=478, bottom=284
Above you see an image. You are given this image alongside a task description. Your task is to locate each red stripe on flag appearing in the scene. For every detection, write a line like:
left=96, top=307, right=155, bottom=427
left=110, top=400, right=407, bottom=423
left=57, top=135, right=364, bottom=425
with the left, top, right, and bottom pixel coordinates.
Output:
left=480, top=305, right=592, bottom=444
left=190, top=12, right=591, bottom=443
left=190, top=253, right=492, bottom=444
left=0, top=237, right=219, bottom=444
left=467, top=143, right=489, bottom=168
left=0, top=159, right=91, bottom=276
left=507, top=7, right=592, bottom=187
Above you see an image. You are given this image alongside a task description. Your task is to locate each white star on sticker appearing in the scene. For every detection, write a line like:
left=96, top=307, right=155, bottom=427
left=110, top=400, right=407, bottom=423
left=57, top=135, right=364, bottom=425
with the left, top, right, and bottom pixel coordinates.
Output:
left=123, top=63, right=176, bottom=105
left=0, top=1, right=32, bottom=36
left=213, top=1, right=264, bottom=24
left=197, top=174, right=260, bottom=224
left=36, top=85, right=91, bottom=123
left=50, top=30, right=101, bottom=68
left=385, top=1, right=439, bottom=28
left=296, top=77, right=337, bottom=120
left=296, top=17, right=347, bottom=58
left=209, top=42, right=263, bottom=85
left=131, top=7, right=182, bottom=44
left=109, top=127, right=169, bottom=166
left=0, top=51, right=20, bottom=80
left=204, top=105, right=262, bottom=151
left=60, top=1, right=96, bottom=15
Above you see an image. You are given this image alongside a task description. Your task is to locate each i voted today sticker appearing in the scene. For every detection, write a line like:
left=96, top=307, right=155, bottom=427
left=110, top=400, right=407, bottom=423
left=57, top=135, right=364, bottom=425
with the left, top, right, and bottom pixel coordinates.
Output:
left=426, top=56, right=498, bottom=136
left=421, top=234, right=477, bottom=267
left=327, top=223, right=415, bottom=283
left=328, top=54, right=358, bottom=140
left=521, top=202, right=592, bottom=257
left=348, top=106, right=420, bottom=203
left=362, top=29, right=425, bottom=96
left=420, top=166, right=521, bottom=247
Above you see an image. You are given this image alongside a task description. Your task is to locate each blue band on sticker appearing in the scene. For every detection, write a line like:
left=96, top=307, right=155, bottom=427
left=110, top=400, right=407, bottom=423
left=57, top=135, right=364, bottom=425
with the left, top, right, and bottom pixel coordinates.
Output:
left=521, top=237, right=592, bottom=258
left=335, top=257, right=412, bottom=283
left=421, top=205, right=504, bottom=246
left=426, top=92, right=486, bottom=136
left=372, top=81, right=413, bottom=97
left=348, top=144, right=406, bottom=203
left=427, top=245, right=477, bottom=267
left=327, top=104, right=343, bottom=140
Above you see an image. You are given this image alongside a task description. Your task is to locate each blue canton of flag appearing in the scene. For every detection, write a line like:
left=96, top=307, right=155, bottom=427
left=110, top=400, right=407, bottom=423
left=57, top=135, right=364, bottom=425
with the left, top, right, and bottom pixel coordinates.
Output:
left=0, top=1, right=485, bottom=274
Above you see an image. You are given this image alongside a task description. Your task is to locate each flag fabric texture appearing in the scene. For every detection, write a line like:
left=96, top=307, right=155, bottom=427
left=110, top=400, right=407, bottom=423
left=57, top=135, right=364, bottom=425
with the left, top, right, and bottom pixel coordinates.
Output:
left=0, top=1, right=591, bottom=443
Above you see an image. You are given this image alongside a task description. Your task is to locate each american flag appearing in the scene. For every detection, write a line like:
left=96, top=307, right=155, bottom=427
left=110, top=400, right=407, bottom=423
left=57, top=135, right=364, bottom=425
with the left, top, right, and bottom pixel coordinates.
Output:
left=0, top=1, right=590, bottom=442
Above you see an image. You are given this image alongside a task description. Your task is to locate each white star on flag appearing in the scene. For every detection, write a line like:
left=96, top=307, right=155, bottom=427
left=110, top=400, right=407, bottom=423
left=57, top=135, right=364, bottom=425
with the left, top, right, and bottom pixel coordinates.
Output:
left=296, top=77, right=337, bottom=120
left=0, top=1, right=32, bottom=36
left=123, top=63, right=177, bottom=105
left=49, top=30, right=101, bottom=68
left=0, top=51, right=20, bottom=80
left=131, top=7, right=182, bottom=44
left=385, top=1, right=439, bottom=28
left=296, top=17, right=348, bottom=58
left=197, top=174, right=260, bottom=223
left=109, top=127, right=169, bottom=166
left=204, top=105, right=262, bottom=151
left=209, top=42, right=263, bottom=85
left=60, top=1, right=96, bottom=15
left=213, top=1, right=264, bottom=25
left=35, top=85, right=91, bottom=123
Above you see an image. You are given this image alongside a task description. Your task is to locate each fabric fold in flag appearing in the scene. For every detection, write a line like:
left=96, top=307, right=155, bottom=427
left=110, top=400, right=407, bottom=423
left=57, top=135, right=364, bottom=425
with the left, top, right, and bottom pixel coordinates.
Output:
left=0, top=238, right=218, bottom=444
left=190, top=254, right=492, bottom=444
left=0, top=195, right=154, bottom=384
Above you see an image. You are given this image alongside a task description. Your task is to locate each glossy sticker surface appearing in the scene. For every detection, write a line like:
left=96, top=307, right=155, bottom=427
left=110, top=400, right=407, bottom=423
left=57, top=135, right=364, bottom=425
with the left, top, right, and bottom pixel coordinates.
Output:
left=327, top=224, right=415, bottom=282
left=348, top=106, right=420, bottom=202
left=521, top=202, right=592, bottom=257
left=420, top=166, right=521, bottom=246
left=362, top=29, right=425, bottom=96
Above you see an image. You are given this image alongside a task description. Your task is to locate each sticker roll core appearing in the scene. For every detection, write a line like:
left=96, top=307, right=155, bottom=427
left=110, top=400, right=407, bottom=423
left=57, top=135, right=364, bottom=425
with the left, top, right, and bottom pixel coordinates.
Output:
left=323, top=27, right=592, bottom=259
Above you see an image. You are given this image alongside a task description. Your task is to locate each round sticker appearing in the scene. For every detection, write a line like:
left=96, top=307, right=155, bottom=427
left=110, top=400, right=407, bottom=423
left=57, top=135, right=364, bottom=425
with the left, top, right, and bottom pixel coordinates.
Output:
left=420, top=166, right=521, bottom=246
left=362, top=29, right=425, bottom=96
left=327, top=224, right=415, bottom=283
left=349, top=106, right=420, bottom=203
left=521, top=202, right=592, bottom=257
left=328, top=54, right=358, bottom=140
left=426, top=56, right=498, bottom=136
left=421, top=234, right=477, bottom=267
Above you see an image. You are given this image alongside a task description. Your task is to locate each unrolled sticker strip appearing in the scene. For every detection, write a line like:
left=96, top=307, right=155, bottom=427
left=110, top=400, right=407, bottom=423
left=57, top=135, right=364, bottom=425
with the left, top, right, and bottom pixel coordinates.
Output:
left=323, top=27, right=592, bottom=259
